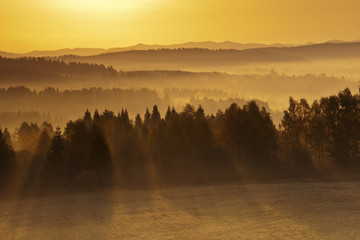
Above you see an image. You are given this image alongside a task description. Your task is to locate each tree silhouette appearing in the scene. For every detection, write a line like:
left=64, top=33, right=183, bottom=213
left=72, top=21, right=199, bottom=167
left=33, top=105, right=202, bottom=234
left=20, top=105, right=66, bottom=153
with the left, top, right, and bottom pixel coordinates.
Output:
left=195, top=105, right=205, bottom=119
left=135, top=114, right=143, bottom=128
left=93, top=109, right=101, bottom=123
left=84, top=109, right=92, bottom=124
left=0, top=128, right=15, bottom=185
left=63, top=120, right=92, bottom=177
left=88, top=125, right=112, bottom=185
left=165, top=106, right=172, bottom=121
left=151, top=105, right=161, bottom=127
left=280, top=97, right=314, bottom=175
left=47, top=127, right=65, bottom=175
left=222, top=101, right=278, bottom=176
left=144, top=108, right=151, bottom=128
left=4, top=92, right=360, bottom=190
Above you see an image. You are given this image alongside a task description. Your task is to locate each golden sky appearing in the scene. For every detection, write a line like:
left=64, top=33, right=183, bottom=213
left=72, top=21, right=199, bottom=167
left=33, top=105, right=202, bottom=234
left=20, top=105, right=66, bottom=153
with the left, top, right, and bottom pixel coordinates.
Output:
left=1, top=0, right=360, bottom=52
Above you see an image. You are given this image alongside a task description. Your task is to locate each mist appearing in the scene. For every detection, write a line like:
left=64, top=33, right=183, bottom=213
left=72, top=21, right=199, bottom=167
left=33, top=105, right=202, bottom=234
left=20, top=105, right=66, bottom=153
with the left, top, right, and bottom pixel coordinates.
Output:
left=1, top=42, right=360, bottom=240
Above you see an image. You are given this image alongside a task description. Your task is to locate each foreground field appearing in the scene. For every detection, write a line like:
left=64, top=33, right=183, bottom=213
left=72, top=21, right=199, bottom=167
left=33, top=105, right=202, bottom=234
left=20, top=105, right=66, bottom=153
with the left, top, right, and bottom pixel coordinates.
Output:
left=1, top=182, right=360, bottom=240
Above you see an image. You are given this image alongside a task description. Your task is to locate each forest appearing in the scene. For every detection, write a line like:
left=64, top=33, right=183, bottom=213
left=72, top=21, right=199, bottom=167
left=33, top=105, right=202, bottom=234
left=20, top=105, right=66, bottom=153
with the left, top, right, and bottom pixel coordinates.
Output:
left=0, top=56, right=355, bottom=98
left=0, top=86, right=276, bottom=131
left=1, top=88, right=360, bottom=192
left=0, top=56, right=356, bottom=133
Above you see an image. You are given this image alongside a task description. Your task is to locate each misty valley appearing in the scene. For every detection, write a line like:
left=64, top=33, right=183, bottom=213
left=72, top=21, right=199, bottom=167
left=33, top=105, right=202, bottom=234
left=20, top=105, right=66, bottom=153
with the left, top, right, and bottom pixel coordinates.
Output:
left=1, top=43, right=360, bottom=239
left=3, top=0, right=360, bottom=237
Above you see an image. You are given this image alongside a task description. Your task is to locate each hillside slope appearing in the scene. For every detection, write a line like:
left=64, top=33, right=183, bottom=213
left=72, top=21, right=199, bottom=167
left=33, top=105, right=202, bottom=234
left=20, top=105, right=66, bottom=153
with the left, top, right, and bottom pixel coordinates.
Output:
left=52, top=42, right=360, bottom=72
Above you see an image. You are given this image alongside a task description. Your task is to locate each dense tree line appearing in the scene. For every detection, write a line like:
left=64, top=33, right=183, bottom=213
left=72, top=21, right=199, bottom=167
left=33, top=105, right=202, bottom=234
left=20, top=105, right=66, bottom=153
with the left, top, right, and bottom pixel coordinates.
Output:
left=0, top=56, right=117, bottom=78
left=0, top=86, right=276, bottom=131
left=1, top=89, right=360, bottom=191
left=0, top=56, right=208, bottom=84
left=279, top=88, right=360, bottom=172
left=1, top=57, right=353, bottom=98
left=0, top=111, right=52, bottom=132
left=0, top=128, right=15, bottom=187
left=0, top=86, right=168, bottom=130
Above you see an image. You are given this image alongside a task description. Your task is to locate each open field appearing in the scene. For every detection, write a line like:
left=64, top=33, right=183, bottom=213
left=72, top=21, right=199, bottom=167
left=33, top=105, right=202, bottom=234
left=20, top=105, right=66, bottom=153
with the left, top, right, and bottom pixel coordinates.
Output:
left=1, top=182, right=360, bottom=240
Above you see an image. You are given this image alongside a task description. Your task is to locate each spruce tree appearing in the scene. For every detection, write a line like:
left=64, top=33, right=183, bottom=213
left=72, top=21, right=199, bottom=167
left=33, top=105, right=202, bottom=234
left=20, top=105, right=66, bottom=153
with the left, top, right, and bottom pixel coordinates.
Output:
left=144, top=108, right=151, bottom=127
left=0, top=128, right=16, bottom=182
left=151, top=105, right=161, bottom=126
left=88, top=125, right=112, bottom=174
left=47, top=127, right=65, bottom=172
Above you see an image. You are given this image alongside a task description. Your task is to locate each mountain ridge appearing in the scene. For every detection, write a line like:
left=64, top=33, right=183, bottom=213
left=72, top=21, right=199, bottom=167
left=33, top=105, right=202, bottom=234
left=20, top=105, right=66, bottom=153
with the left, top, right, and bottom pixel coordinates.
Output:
left=45, top=42, right=360, bottom=71
left=3, top=40, right=357, bottom=58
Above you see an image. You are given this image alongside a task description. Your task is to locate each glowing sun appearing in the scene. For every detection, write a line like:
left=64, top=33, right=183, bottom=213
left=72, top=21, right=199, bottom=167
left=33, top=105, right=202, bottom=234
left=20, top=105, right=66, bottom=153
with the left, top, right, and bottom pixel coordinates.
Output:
left=54, top=0, right=153, bottom=12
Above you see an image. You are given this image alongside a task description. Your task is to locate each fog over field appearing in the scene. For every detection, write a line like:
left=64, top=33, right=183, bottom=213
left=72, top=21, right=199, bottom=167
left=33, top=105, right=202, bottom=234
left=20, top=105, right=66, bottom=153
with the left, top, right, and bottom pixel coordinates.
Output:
left=1, top=182, right=360, bottom=240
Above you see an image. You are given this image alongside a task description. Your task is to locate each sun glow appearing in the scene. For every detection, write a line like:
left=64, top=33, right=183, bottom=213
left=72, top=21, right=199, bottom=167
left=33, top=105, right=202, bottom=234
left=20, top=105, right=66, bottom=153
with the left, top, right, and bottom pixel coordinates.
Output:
left=52, top=0, right=153, bottom=12
left=1, top=0, right=360, bottom=52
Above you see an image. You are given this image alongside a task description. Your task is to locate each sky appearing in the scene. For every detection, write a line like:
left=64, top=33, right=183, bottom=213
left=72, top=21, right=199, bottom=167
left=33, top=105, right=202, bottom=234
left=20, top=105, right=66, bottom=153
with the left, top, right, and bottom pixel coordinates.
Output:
left=1, top=0, right=360, bottom=52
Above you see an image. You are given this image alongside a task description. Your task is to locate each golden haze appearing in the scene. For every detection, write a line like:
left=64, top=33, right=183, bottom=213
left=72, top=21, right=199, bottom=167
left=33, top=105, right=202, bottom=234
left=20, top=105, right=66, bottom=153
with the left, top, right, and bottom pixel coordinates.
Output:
left=1, top=0, right=360, bottom=52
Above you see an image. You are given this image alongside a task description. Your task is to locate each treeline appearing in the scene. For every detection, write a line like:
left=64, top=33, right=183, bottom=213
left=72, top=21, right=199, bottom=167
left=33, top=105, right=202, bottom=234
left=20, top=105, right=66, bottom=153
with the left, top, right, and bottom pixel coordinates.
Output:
left=1, top=56, right=354, bottom=97
left=0, top=87, right=166, bottom=110
left=1, top=89, right=360, bottom=191
left=280, top=88, right=360, bottom=170
left=0, top=111, right=53, bottom=133
left=0, top=56, right=117, bottom=78
left=58, top=47, right=303, bottom=68
left=0, top=86, right=168, bottom=130
left=0, top=56, right=205, bottom=85
left=164, top=88, right=229, bottom=99
left=0, top=103, right=276, bottom=189
left=0, top=86, right=276, bottom=131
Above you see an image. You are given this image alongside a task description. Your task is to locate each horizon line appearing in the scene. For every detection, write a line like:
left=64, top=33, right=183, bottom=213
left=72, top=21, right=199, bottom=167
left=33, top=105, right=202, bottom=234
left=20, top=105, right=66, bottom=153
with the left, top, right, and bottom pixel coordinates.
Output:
left=2, top=39, right=359, bottom=55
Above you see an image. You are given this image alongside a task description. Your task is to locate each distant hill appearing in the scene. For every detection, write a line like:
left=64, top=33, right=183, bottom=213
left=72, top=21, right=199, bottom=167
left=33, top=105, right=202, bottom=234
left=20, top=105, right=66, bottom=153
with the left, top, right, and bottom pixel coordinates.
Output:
left=1, top=40, right=359, bottom=58
left=0, top=56, right=355, bottom=103
left=2, top=41, right=360, bottom=76
left=0, top=56, right=117, bottom=86
left=0, top=51, right=20, bottom=58
left=263, top=42, right=360, bottom=59
left=0, top=41, right=297, bottom=58
left=106, top=41, right=295, bottom=53
left=45, top=42, right=360, bottom=71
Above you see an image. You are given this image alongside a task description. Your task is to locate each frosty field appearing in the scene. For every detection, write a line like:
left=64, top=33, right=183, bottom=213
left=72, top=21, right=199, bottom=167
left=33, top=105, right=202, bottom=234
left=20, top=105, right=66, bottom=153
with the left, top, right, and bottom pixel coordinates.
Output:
left=1, top=182, right=360, bottom=240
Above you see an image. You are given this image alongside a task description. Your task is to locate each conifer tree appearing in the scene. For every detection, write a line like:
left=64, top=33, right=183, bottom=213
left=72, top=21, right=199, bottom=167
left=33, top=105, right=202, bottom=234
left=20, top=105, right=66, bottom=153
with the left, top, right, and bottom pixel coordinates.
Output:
left=144, top=108, right=151, bottom=127
left=84, top=109, right=92, bottom=124
left=135, top=114, right=143, bottom=128
left=151, top=105, right=161, bottom=126
left=89, top=125, right=112, bottom=175
left=47, top=127, right=65, bottom=172
left=0, top=128, right=15, bottom=181
left=165, top=106, right=172, bottom=121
